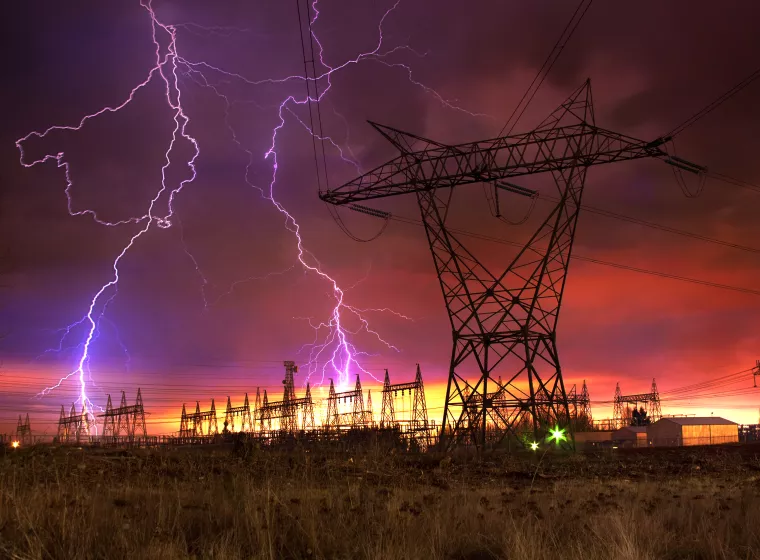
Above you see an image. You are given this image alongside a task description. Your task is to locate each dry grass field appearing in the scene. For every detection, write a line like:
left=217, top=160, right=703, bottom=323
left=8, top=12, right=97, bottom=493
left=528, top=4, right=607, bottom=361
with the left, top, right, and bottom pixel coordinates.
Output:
left=2, top=441, right=760, bottom=560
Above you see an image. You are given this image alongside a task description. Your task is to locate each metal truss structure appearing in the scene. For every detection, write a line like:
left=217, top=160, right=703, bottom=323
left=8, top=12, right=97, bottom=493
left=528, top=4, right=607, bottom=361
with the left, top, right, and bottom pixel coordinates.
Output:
left=326, top=376, right=369, bottom=429
left=613, top=379, right=662, bottom=428
left=224, top=394, right=253, bottom=433
left=321, top=80, right=704, bottom=449
left=257, top=361, right=315, bottom=433
left=567, top=380, right=592, bottom=430
left=181, top=399, right=219, bottom=437
left=380, top=364, right=431, bottom=447
left=100, top=389, right=148, bottom=442
left=365, top=390, right=374, bottom=426
left=15, top=413, right=32, bottom=445
left=57, top=403, right=90, bottom=444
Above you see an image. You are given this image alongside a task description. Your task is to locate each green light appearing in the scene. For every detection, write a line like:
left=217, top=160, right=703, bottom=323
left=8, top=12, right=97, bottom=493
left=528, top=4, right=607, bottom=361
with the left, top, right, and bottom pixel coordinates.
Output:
left=530, top=442, right=539, bottom=451
left=548, top=425, right=566, bottom=444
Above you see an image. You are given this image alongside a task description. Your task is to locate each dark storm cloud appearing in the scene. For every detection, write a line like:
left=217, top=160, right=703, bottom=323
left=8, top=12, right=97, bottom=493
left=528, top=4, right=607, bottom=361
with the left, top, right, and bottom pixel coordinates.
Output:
left=2, top=0, right=760, bottom=431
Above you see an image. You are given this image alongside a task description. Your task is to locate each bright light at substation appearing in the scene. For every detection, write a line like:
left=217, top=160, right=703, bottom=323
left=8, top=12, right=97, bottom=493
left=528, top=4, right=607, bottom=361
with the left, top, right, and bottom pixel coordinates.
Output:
left=11, top=441, right=20, bottom=449
left=549, top=426, right=566, bottom=444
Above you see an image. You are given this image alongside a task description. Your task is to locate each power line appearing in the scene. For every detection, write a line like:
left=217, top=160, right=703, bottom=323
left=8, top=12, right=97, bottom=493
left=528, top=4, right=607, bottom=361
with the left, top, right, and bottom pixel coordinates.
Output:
left=666, top=66, right=760, bottom=138
left=538, top=194, right=760, bottom=255
left=389, top=214, right=760, bottom=297
left=708, top=170, right=760, bottom=195
left=498, top=0, right=594, bottom=137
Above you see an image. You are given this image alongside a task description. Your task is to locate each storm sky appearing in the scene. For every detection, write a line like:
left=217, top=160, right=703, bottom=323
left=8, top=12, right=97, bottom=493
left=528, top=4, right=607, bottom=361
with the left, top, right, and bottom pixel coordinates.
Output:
left=2, top=0, right=760, bottom=434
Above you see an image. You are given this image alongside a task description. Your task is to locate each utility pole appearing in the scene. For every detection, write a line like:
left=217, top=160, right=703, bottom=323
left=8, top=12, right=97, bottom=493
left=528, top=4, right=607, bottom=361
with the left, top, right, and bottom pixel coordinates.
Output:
left=321, top=80, right=704, bottom=449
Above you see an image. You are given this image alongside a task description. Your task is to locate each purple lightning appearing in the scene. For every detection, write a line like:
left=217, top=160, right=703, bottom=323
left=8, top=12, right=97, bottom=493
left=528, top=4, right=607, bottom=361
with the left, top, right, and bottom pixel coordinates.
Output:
left=178, top=0, right=486, bottom=390
left=16, top=0, right=199, bottom=427
left=17, top=0, right=486, bottom=418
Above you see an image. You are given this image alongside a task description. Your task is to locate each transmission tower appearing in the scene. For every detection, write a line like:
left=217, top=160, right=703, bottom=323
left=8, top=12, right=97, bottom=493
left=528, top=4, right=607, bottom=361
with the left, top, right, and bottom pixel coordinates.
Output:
left=579, top=380, right=592, bottom=425
left=325, top=376, right=368, bottom=429
left=380, top=365, right=431, bottom=445
left=568, top=384, right=578, bottom=421
left=189, top=400, right=218, bottom=436
left=224, top=394, right=252, bottom=433
left=321, top=80, right=704, bottom=449
left=649, top=379, right=662, bottom=422
left=302, top=383, right=315, bottom=430
left=256, top=362, right=313, bottom=434
left=99, top=389, right=147, bottom=442
left=326, top=380, right=338, bottom=428
left=15, top=414, right=31, bottom=445
left=259, top=391, right=271, bottom=432
left=179, top=403, right=193, bottom=438
left=613, top=379, right=662, bottom=428
left=380, top=370, right=395, bottom=427
left=254, top=387, right=262, bottom=432
left=365, top=389, right=374, bottom=426
left=57, top=403, right=90, bottom=444
left=281, top=360, right=298, bottom=433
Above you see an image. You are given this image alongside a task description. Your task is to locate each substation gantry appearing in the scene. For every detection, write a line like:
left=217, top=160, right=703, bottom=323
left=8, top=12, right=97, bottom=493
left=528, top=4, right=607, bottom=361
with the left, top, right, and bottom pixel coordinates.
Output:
left=15, top=413, right=32, bottom=445
left=320, top=80, right=705, bottom=450
left=613, top=379, right=662, bottom=429
left=100, top=389, right=148, bottom=443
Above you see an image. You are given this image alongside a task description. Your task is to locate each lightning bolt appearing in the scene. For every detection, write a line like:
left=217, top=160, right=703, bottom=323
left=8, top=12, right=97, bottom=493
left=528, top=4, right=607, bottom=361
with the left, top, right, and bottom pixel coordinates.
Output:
left=16, top=0, right=198, bottom=429
left=179, top=0, right=481, bottom=391
left=17, top=0, right=486, bottom=423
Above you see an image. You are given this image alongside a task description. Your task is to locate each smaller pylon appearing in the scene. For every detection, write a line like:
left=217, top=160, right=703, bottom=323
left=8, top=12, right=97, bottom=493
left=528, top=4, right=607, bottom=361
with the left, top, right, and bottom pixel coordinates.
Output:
left=193, top=402, right=203, bottom=436
left=133, top=388, right=147, bottom=438
left=116, top=391, right=129, bottom=435
left=242, top=393, right=252, bottom=432
left=381, top=369, right=395, bottom=427
left=179, top=403, right=191, bottom=437
left=57, top=405, right=69, bottom=442
left=613, top=383, right=623, bottom=429
left=326, top=379, right=338, bottom=428
left=208, top=399, right=218, bottom=435
left=351, top=375, right=366, bottom=428
left=302, top=383, right=315, bottom=430
left=75, top=404, right=90, bottom=444
left=254, top=388, right=262, bottom=433
left=15, top=413, right=32, bottom=445
left=411, top=364, right=428, bottom=433
left=649, top=379, right=662, bottom=422
left=102, top=394, right=116, bottom=438
left=579, top=380, right=592, bottom=427
left=260, top=390, right=271, bottom=432
left=365, top=390, right=374, bottom=426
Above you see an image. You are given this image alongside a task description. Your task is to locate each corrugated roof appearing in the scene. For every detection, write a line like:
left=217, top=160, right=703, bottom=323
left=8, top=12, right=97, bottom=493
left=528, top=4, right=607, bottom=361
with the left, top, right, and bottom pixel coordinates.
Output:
left=656, top=417, right=736, bottom=426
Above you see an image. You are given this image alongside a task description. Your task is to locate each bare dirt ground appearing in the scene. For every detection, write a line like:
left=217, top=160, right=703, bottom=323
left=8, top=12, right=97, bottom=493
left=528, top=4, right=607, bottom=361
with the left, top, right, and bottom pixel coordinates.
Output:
left=2, top=442, right=760, bottom=560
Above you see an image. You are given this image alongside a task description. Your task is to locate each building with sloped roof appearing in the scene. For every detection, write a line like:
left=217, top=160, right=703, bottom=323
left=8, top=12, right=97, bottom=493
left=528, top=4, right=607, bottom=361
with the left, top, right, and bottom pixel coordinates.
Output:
left=647, top=417, right=738, bottom=447
left=612, top=426, right=648, bottom=447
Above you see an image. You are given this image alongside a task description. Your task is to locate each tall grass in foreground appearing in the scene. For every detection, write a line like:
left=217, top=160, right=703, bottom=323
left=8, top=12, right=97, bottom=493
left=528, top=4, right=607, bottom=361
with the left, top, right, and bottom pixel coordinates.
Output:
left=1, top=445, right=759, bottom=559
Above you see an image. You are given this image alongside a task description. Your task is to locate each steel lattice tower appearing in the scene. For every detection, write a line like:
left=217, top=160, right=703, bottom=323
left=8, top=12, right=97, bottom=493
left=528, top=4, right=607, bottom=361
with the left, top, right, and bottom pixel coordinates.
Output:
left=321, top=80, right=703, bottom=449
left=380, top=370, right=395, bottom=427
left=15, top=413, right=31, bottom=445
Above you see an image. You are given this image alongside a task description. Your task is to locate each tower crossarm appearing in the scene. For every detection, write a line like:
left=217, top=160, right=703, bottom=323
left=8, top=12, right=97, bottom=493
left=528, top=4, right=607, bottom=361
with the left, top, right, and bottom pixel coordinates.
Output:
left=318, top=81, right=700, bottom=450
left=260, top=397, right=310, bottom=417
left=320, top=125, right=690, bottom=206
left=382, top=381, right=419, bottom=393
left=617, top=392, right=656, bottom=403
